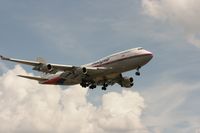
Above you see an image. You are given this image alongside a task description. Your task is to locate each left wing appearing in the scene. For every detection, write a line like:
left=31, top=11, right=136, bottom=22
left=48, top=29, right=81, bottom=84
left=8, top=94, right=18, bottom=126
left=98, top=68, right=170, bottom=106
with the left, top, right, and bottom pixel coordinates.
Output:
left=17, top=75, right=48, bottom=82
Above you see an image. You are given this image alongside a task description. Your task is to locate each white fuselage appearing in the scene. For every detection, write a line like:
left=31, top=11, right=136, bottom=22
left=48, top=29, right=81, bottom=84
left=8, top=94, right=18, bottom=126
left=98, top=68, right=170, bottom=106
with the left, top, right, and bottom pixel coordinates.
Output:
left=56, top=47, right=153, bottom=85
left=85, top=47, right=153, bottom=73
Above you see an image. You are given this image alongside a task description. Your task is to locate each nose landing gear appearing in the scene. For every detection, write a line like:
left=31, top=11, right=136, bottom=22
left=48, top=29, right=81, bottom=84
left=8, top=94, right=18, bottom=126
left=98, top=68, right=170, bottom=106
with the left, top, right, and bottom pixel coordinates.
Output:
left=135, top=66, right=141, bottom=76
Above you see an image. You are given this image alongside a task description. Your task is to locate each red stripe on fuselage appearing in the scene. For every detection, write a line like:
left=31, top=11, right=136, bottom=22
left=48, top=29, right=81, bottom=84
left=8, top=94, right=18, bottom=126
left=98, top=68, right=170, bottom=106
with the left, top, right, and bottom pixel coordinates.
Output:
left=42, top=77, right=61, bottom=84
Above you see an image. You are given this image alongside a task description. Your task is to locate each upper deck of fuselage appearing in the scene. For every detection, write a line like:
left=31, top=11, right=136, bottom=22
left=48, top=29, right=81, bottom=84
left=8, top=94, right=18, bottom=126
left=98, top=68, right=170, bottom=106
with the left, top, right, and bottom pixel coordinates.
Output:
left=83, top=47, right=148, bottom=67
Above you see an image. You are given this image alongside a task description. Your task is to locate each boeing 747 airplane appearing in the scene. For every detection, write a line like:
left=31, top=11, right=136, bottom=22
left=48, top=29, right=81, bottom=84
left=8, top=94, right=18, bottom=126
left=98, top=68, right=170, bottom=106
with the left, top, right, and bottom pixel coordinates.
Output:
left=0, top=47, right=153, bottom=90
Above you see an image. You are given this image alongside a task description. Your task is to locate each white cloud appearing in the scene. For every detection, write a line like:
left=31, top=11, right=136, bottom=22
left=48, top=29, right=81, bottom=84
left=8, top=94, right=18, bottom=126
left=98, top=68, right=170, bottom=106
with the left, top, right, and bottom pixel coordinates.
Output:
left=141, top=80, right=200, bottom=132
left=0, top=65, right=147, bottom=133
left=0, top=62, right=8, bottom=73
left=142, top=0, right=200, bottom=47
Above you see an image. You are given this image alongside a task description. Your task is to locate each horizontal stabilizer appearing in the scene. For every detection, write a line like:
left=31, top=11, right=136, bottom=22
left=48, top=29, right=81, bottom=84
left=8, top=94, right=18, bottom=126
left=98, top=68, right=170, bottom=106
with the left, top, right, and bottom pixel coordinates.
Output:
left=17, top=75, right=48, bottom=82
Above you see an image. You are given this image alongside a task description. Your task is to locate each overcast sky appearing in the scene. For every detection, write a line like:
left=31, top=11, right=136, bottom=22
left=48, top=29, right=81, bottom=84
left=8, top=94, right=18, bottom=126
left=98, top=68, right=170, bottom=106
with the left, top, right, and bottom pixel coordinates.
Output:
left=0, top=0, right=200, bottom=133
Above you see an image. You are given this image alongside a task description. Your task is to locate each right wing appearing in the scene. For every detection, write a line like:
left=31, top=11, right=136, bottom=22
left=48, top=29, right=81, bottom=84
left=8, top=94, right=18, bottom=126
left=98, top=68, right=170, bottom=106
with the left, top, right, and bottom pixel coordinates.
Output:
left=0, top=55, right=40, bottom=66
left=0, top=55, right=77, bottom=73
left=0, top=55, right=112, bottom=75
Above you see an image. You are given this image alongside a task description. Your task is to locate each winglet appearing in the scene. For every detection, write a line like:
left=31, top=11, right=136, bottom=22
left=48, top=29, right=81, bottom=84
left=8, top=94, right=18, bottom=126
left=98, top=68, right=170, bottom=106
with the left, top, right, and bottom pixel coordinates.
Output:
left=0, top=55, right=10, bottom=60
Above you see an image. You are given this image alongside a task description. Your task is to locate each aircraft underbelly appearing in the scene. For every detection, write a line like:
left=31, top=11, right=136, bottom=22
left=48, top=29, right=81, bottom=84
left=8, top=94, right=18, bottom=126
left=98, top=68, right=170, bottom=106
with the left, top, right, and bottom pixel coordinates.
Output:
left=61, top=74, right=81, bottom=85
left=63, top=80, right=80, bottom=85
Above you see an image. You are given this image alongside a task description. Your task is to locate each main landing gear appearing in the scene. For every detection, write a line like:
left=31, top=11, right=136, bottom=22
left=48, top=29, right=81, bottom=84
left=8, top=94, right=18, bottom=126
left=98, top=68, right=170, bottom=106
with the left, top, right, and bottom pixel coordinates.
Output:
left=80, top=79, right=97, bottom=89
left=80, top=82, right=89, bottom=88
left=80, top=78, right=90, bottom=88
left=80, top=78, right=108, bottom=91
left=135, top=66, right=141, bottom=76
left=89, top=84, right=96, bottom=89
left=102, top=83, right=108, bottom=91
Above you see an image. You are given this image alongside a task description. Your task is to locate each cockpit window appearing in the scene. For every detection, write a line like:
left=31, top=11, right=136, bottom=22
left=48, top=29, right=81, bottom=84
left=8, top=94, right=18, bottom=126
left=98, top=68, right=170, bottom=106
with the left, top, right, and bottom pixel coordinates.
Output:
left=138, top=47, right=143, bottom=50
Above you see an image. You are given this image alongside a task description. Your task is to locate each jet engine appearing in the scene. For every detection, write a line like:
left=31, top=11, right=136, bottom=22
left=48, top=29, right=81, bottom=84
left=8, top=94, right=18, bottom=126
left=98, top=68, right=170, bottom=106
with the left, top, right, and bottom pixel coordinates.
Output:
left=120, top=76, right=134, bottom=88
left=72, top=67, right=87, bottom=75
left=82, top=67, right=87, bottom=74
left=33, top=64, right=53, bottom=73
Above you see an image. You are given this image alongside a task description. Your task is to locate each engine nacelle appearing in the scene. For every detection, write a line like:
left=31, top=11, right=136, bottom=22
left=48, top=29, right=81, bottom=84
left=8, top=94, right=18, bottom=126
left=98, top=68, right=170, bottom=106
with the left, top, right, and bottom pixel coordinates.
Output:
left=121, top=77, right=134, bottom=88
left=47, top=64, right=52, bottom=71
left=72, top=67, right=87, bottom=75
left=33, top=64, right=53, bottom=73
left=82, top=67, right=87, bottom=74
left=40, top=64, right=53, bottom=72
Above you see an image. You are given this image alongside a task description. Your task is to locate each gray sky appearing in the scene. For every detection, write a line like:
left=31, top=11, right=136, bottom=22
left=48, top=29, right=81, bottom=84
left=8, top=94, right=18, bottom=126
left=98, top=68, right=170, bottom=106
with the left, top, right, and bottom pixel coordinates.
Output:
left=0, top=0, right=200, bottom=133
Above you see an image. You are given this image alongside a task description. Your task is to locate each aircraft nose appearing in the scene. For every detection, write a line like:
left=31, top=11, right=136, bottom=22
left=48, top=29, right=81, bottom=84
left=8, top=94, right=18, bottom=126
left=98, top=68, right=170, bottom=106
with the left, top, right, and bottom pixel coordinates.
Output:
left=144, top=50, right=153, bottom=60
left=149, top=52, right=153, bottom=58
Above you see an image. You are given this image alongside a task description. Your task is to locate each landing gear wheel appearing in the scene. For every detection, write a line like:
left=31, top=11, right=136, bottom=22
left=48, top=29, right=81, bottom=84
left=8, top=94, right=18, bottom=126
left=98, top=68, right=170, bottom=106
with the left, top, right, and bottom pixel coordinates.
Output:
left=89, top=85, right=96, bottom=89
left=129, top=77, right=134, bottom=82
left=135, top=71, right=140, bottom=76
left=102, top=83, right=108, bottom=90
left=80, top=82, right=87, bottom=88
left=102, top=86, right=106, bottom=90
left=130, top=83, right=134, bottom=87
left=80, top=78, right=90, bottom=88
left=135, top=66, right=141, bottom=76
left=80, top=81, right=89, bottom=88
left=89, top=86, right=94, bottom=89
